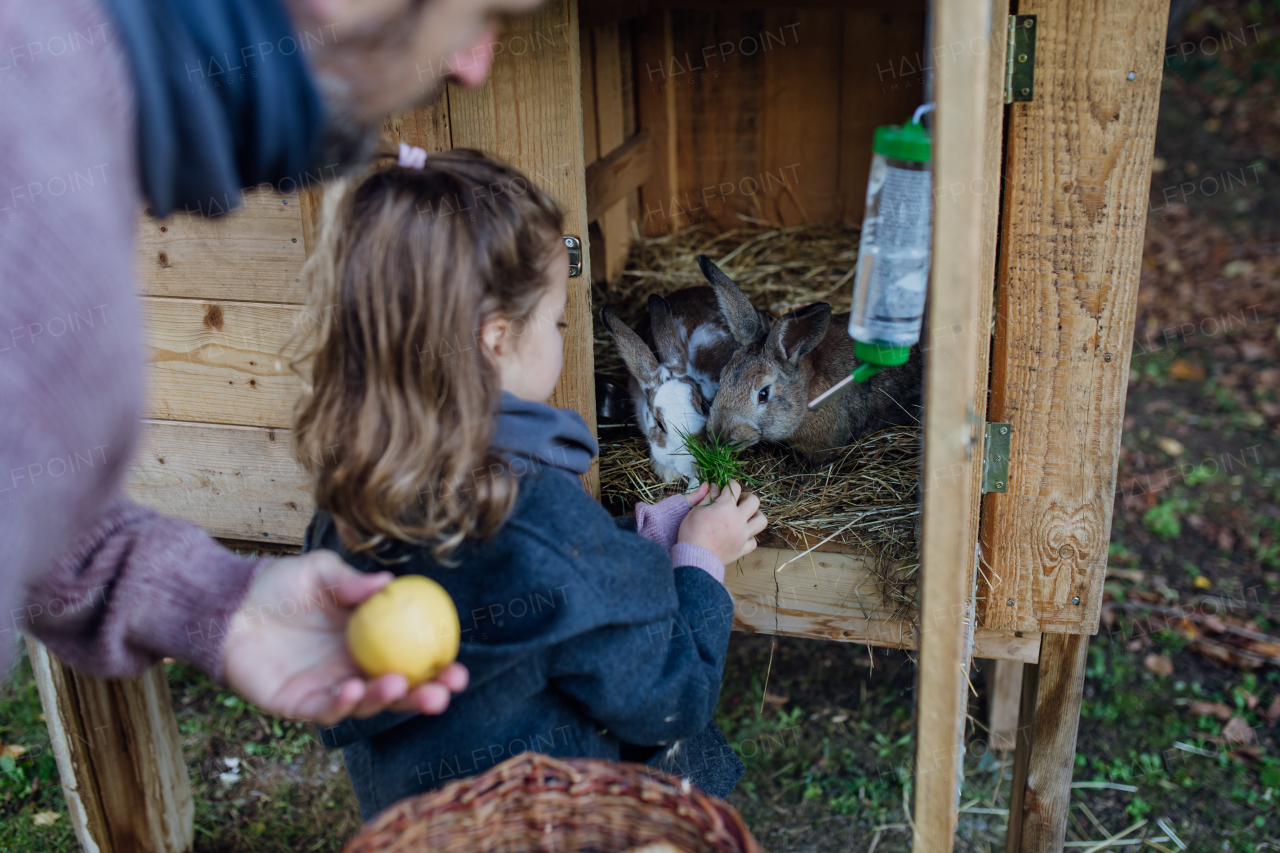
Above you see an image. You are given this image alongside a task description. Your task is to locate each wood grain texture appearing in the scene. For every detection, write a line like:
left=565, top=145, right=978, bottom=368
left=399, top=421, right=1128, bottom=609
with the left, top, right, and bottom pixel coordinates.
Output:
left=838, top=2, right=928, bottom=225
left=912, top=0, right=995, bottom=846
left=634, top=9, right=680, bottom=236
left=142, top=296, right=299, bottom=429
left=585, top=131, right=655, bottom=221
left=137, top=190, right=308, bottom=305
left=1006, top=633, right=1090, bottom=853
left=123, top=420, right=314, bottom=543
left=29, top=639, right=194, bottom=853
left=592, top=21, right=633, bottom=281
left=761, top=9, right=842, bottom=225
left=727, top=548, right=1038, bottom=660
left=1005, top=655, right=1040, bottom=853
left=989, top=658, right=1025, bottom=751
left=979, top=0, right=1169, bottom=634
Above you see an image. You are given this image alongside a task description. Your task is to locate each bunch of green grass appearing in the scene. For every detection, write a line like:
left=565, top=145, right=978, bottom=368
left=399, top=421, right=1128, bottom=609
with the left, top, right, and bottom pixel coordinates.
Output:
left=677, top=429, right=761, bottom=489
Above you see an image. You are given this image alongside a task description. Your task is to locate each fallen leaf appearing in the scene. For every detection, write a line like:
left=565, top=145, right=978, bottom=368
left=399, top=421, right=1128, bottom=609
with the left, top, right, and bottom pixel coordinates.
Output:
left=1223, top=259, right=1253, bottom=278
left=1201, top=614, right=1227, bottom=633
left=1222, top=716, right=1255, bottom=745
left=1246, top=639, right=1280, bottom=658
left=1106, top=568, right=1146, bottom=582
left=1265, top=695, right=1280, bottom=723
left=830, top=715, right=848, bottom=724
left=1193, top=575, right=1213, bottom=589
left=1239, top=341, right=1269, bottom=361
left=1190, top=700, right=1234, bottom=721
left=1156, top=437, right=1186, bottom=456
left=32, top=812, right=60, bottom=827
left=763, top=691, right=789, bottom=705
left=1168, top=359, right=1207, bottom=381
left=1144, top=653, right=1174, bottom=676
left=1216, top=528, right=1236, bottom=551
left=1, top=743, right=27, bottom=760
left=1242, top=691, right=1259, bottom=711
left=1127, top=638, right=1146, bottom=652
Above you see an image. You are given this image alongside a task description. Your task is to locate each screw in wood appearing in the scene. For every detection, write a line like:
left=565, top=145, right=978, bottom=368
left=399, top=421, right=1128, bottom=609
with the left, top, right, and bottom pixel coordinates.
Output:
left=999, top=426, right=1008, bottom=434
left=1024, top=18, right=1033, bottom=27
left=1018, top=54, right=1028, bottom=62
left=1072, top=596, right=1081, bottom=605
left=1021, top=87, right=1031, bottom=96
left=1104, top=353, right=1113, bottom=361
left=1127, top=71, right=1137, bottom=81
left=996, top=482, right=1004, bottom=489
left=1015, top=631, right=1024, bottom=638
left=1007, top=599, right=1015, bottom=606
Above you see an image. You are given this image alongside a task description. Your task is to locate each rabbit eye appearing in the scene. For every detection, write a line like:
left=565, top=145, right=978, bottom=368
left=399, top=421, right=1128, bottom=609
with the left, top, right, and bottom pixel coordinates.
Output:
left=757, top=386, right=771, bottom=405
left=653, top=409, right=667, bottom=432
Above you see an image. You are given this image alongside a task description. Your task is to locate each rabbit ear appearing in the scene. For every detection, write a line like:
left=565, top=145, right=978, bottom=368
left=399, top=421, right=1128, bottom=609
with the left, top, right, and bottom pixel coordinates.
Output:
left=769, top=302, right=831, bottom=365
left=698, top=254, right=767, bottom=346
left=601, top=308, right=660, bottom=386
left=648, top=294, right=686, bottom=368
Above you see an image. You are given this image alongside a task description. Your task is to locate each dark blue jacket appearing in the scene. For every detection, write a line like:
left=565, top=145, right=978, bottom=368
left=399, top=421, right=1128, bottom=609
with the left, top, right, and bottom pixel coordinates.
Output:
left=306, top=468, right=743, bottom=820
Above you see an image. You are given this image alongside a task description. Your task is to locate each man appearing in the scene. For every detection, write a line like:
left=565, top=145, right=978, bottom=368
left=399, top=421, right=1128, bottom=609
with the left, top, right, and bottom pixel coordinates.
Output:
left=1, top=0, right=541, bottom=725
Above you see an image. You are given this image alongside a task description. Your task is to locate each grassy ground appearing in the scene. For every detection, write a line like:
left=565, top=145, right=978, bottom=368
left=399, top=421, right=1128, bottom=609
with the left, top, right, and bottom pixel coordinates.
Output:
left=3, top=1, right=1280, bottom=850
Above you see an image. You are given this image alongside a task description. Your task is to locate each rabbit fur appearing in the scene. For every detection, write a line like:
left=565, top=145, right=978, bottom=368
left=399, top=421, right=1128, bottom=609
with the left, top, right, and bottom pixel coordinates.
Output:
left=699, top=255, right=922, bottom=460
left=600, top=286, right=736, bottom=483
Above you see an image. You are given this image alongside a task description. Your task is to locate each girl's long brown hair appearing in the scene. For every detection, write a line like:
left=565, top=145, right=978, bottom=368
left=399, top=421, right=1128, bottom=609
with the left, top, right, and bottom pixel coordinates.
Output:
left=289, top=149, right=564, bottom=558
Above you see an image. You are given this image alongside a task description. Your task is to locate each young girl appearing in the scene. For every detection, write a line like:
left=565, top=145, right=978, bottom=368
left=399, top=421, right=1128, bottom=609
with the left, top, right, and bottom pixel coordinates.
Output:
left=292, top=147, right=767, bottom=820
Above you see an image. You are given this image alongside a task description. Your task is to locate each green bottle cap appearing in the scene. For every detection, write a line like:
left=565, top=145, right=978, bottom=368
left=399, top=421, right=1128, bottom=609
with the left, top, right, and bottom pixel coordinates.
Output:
left=855, top=340, right=912, bottom=366
left=873, top=122, right=932, bottom=163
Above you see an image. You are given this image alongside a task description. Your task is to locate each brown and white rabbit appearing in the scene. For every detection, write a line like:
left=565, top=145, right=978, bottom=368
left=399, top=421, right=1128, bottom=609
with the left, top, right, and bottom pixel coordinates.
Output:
left=699, top=255, right=922, bottom=461
left=600, top=286, right=735, bottom=483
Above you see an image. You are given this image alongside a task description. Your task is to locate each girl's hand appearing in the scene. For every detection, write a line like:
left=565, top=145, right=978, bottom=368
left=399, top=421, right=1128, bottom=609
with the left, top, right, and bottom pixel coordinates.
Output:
left=222, top=552, right=469, bottom=726
left=684, top=481, right=712, bottom=508
left=676, top=480, right=767, bottom=566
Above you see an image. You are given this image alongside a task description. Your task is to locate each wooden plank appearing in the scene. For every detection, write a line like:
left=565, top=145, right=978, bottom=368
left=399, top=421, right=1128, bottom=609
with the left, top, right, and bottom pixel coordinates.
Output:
left=912, top=0, right=995, bottom=847
left=425, top=0, right=600, bottom=497
left=979, top=0, right=1169, bottom=635
left=586, top=131, right=655, bottom=221
left=838, top=1, right=928, bottom=225
left=634, top=9, right=679, bottom=236
left=592, top=21, right=632, bottom=281
left=989, top=659, right=1025, bottom=751
left=29, top=638, right=194, bottom=853
left=672, top=9, right=764, bottom=230
left=727, top=547, right=1038, bottom=660
left=138, top=189, right=308, bottom=305
left=382, top=95, right=453, bottom=153
left=1005, top=655, right=1040, bottom=853
left=761, top=9, right=843, bottom=225
left=1006, top=633, right=1090, bottom=853
left=142, top=296, right=299, bottom=429
left=123, top=420, right=314, bottom=543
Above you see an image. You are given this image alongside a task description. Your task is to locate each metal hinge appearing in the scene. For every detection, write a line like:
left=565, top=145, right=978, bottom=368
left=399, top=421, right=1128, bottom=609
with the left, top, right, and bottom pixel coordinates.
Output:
left=1004, top=15, right=1037, bottom=104
left=982, top=423, right=1012, bottom=494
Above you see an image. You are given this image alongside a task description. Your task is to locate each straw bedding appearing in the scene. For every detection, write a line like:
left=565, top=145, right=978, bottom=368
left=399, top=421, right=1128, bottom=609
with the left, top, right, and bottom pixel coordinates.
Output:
left=593, top=223, right=922, bottom=623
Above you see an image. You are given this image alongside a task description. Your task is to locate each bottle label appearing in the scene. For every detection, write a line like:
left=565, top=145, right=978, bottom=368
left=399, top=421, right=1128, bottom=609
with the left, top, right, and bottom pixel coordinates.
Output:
left=858, top=166, right=931, bottom=340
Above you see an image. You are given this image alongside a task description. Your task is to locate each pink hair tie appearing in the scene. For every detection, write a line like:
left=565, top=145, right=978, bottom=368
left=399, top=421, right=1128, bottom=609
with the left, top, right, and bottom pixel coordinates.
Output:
left=398, top=143, right=428, bottom=169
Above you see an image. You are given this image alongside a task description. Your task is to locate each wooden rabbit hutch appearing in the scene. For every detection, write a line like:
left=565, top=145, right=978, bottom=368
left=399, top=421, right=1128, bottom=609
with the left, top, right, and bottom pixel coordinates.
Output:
left=26, top=0, right=1170, bottom=851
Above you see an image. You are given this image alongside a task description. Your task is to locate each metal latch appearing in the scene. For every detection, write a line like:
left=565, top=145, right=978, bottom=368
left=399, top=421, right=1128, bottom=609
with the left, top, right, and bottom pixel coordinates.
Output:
left=982, top=423, right=1011, bottom=494
left=564, top=235, right=583, bottom=277
left=1004, top=15, right=1037, bottom=104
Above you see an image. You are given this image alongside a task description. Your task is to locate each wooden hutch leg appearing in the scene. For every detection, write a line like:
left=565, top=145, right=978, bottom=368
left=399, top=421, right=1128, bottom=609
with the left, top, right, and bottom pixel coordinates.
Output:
left=1005, top=633, right=1090, bottom=853
left=28, top=637, right=194, bottom=853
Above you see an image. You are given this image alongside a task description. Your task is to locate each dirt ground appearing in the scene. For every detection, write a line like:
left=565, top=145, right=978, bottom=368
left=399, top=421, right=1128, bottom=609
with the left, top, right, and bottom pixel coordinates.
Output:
left=2, top=1, right=1279, bottom=851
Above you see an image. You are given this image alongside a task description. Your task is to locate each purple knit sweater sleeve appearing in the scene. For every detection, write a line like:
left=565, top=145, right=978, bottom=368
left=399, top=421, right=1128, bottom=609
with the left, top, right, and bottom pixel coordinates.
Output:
left=0, top=0, right=263, bottom=681
left=20, top=498, right=267, bottom=682
left=634, top=495, right=725, bottom=583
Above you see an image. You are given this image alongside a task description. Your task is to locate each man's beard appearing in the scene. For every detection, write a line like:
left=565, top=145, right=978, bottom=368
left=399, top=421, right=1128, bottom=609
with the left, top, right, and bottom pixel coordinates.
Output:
left=314, top=108, right=383, bottom=178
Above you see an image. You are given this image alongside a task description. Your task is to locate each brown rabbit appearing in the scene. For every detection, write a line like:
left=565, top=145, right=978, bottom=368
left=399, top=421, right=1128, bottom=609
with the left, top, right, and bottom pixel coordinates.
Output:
left=699, top=255, right=922, bottom=460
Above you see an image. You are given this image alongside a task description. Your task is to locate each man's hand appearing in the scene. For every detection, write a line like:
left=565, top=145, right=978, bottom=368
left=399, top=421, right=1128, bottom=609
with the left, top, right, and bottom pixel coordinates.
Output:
left=221, top=551, right=468, bottom=726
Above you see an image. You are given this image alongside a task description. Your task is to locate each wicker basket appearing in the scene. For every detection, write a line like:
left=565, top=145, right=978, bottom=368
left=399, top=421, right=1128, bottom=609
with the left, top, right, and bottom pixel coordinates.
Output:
left=341, top=752, right=765, bottom=853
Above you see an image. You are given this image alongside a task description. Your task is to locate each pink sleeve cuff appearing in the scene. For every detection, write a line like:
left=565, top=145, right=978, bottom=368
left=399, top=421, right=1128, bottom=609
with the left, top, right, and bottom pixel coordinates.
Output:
left=671, top=543, right=725, bottom=584
left=634, top=494, right=691, bottom=551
